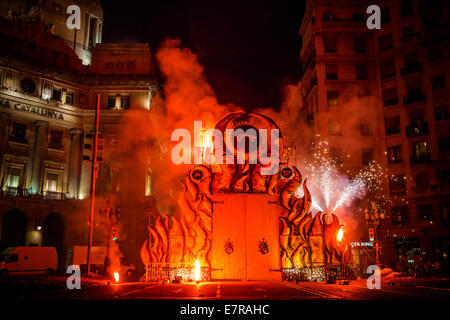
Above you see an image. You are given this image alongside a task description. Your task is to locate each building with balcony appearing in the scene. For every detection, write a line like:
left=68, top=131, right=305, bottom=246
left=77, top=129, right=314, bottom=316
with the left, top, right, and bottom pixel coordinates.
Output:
left=298, top=0, right=450, bottom=275
left=0, top=0, right=158, bottom=273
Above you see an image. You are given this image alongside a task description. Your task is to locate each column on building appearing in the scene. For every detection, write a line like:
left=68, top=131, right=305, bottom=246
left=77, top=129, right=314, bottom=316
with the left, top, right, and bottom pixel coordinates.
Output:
left=68, top=128, right=83, bottom=199
left=30, top=120, right=48, bottom=194
left=0, top=112, right=10, bottom=159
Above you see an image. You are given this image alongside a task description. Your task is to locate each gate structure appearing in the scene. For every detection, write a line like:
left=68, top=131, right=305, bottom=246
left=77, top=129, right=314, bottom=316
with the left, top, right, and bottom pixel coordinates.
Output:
left=140, top=112, right=351, bottom=282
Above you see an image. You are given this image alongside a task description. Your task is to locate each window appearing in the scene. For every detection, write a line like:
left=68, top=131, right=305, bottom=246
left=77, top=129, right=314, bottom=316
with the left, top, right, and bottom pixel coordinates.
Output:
left=322, top=12, right=335, bottom=21
left=392, top=206, right=409, bottom=226
left=438, top=137, right=450, bottom=152
left=381, top=8, right=391, bottom=24
left=402, top=25, right=415, bottom=38
left=385, top=116, right=401, bottom=135
left=121, top=96, right=130, bottom=109
left=328, top=119, right=341, bottom=136
left=387, top=146, right=403, bottom=164
left=379, top=34, right=394, bottom=50
left=20, top=78, right=36, bottom=94
left=356, top=65, right=369, bottom=80
left=360, top=121, right=372, bottom=136
left=326, top=64, right=338, bottom=80
left=10, top=122, right=27, bottom=143
left=431, top=75, right=446, bottom=91
left=413, top=141, right=428, bottom=159
left=107, top=96, right=116, bottom=109
left=4, top=254, right=18, bottom=264
left=329, top=147, right=342, bottom=164
left=418, top=203, right=433, bottom=220
left=45, top=173, right=59, bottom=192
left=383, top=88, right=398, bottom=106
left=428, top=47, right=442, bottom=61
left=6, top=167, right=22, bottom=188
left=401, top=0, right=413, bottom=17
left=441, top=169, right=450, bottom=186
left=435, top=106, right=449, bottom=121
left=327, top=90, right=339, bottom=107
left=362, top=148, right=374, bottom=165
left=409, top=109, right=424, bottom=125
left=66, top=92, right=74, bottom=105
left=88, top=17, right=98, bottom=50
left=324, top=37, right=337, bottom=53
left=354, top=38, right=367, bottom=53
left=52, top=88, right=61, bottom=101
left=49, top=130, right=63, bottom=149
left=380, top=59, right=396, bottom=79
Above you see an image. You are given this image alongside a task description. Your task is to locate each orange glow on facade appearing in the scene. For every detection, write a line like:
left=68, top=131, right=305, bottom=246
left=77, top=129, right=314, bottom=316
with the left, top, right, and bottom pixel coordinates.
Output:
left=337, top=227, right=344, bottom=242
left=114, top=272, right=120, bottom=283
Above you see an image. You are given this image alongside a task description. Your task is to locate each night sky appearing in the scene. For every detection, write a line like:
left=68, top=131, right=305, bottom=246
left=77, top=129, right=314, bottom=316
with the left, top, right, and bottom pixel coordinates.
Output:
left=101, top=0, right=306, bottom=110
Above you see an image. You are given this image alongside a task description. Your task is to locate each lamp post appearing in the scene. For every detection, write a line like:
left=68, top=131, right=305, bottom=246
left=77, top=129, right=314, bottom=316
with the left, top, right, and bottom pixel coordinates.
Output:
left=364, top=201, right=386, bottom=266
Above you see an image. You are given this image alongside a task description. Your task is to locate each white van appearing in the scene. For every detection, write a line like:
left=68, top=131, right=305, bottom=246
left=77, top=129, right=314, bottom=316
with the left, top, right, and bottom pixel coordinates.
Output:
left=0, top=246, right=58, bottom=278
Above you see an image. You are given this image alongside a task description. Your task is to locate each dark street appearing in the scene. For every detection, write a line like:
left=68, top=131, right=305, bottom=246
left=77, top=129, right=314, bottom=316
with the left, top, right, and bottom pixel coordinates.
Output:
left=2, top=276, right=450, bottom=300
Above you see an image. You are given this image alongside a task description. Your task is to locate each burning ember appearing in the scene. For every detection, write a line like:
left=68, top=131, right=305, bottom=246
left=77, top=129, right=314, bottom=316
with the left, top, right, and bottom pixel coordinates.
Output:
left=113, top=272, right=120, bottom=283
left=336, top=226, right=344, bottom=242
left=194, top=260, right=201, bottom=282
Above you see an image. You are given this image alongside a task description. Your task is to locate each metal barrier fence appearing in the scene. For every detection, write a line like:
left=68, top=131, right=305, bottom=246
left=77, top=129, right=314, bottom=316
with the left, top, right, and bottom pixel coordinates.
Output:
left=281, top=263, right=355, bottom=283
left=143, top=263, right=211, bottom=282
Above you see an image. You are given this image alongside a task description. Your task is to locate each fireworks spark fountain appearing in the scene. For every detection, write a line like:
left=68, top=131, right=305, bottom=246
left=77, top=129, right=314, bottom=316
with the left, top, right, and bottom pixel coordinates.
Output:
left=296, top=140, right=394, bottom=215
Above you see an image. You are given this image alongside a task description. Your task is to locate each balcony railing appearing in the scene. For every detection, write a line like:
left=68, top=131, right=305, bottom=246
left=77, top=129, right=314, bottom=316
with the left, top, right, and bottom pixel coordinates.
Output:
left=410, top=153, right=431, bottom=165
left=2, top=187, right=31, bottom=197
left=403, top=92, right=426, bottom=105
left=401, top=62, right=423, bottom=76
left=406, top=122, right=429, bottom=137
left=42, top=191, right=67, bottom=200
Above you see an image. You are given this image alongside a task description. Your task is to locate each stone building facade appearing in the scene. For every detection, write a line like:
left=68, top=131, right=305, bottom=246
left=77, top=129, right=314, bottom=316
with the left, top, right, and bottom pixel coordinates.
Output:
left=299, top=0, right=450, bottom=275
left=0, top=0, right=158, bottom=273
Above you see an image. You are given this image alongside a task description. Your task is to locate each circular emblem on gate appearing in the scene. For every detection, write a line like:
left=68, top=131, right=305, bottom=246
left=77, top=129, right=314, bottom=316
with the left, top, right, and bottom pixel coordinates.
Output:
left=258, top=238, right=269, bottom=255
left=280, top=167, right=294, bottom=179
left=192, top=169, right=204, bottom=181
left=224, top=238, right=234, bottom=255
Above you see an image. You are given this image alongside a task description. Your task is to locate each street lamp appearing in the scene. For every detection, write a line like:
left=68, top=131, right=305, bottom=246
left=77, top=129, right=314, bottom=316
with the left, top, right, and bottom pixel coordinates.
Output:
left=364, top=201, right=386, bottom=266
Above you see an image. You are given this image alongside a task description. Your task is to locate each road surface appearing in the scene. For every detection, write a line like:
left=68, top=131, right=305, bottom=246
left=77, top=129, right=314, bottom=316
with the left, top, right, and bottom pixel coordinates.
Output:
left=2, top=276, right=449, bottom=300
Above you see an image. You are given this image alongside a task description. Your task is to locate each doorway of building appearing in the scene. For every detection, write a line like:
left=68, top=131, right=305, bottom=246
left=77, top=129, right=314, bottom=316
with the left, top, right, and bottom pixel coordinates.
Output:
left=42, top=213, right=65, bottom=272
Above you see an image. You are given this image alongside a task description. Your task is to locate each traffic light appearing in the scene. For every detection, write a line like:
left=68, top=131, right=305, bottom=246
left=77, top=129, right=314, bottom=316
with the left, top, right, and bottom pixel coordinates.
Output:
left=369, top=228, right=375, bottom=242
left=112, top=227, right=118, bottom=241
left=82, top=131, right=104, bottom=162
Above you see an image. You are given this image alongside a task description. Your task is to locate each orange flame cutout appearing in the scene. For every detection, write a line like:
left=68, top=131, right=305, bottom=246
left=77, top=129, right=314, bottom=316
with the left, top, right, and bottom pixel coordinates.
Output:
left=194, top=260, right=201, bottom=282
left=337, top=227, right=344, bottom=242
left=113, top=272, right=120, bottom=283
